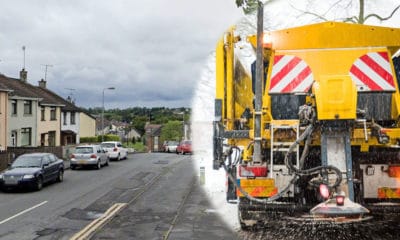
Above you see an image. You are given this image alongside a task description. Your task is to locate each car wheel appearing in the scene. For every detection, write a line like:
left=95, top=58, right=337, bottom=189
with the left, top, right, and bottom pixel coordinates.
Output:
left=96, top=161, right=101, bottom=170
left=57, top=170, right=64, bottom=182
left=70, top=165, right=76, bottom=170
left=167, top=148, right=170, bottom=153
left=181, top=150, right=185, bottom=155
left=35, top=176, right=43, bottom=191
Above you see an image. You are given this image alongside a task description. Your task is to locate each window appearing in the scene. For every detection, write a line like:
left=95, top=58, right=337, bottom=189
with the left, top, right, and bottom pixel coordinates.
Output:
left=41, top=107, right=45, bottom=121
left=63, top=112, right=67, bottom=125
left=24, top=100, right=32, bottom=114
left=11, top=100, right=17, bottom=115
left=50, top=107, right=57, bottom=120
left=70, top=112, right=76, bottom=125
left=21, top=128, right=31, bottom=146
left=48, top=154, right=57, bottom=163
left=48, top=131, right=56, bottom=146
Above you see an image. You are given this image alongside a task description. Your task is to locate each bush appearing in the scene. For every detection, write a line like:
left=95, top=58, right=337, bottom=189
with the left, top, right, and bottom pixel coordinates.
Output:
left=80, top=137, right=97, bottom=143
left=97, top=134, right=120, bottom=142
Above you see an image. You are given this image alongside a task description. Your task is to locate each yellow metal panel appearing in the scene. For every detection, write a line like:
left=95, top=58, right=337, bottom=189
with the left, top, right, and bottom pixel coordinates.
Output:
left=267, top=22, right=400, bottom=52
left=378, top=187, right=400, bottom=199
left=237, top=186, right=278, bottom=197
left=215, top=37, right=225, bottom=119
left=313, top=75, right=357, bottom=120
left=238, top=178, right=275, bottom=187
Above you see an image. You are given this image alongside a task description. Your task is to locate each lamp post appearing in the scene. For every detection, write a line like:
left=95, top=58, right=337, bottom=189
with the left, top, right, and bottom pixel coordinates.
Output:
left=102, top=87, right=115, bottom=142
left=179, top=111, right=185, bottom=140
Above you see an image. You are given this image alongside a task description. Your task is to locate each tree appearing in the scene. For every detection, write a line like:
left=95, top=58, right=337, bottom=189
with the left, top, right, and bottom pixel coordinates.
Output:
left=295, top=0, right=400, bottom=24
left=160, top=121, right=183, bottom=142
left=236, top=0, right=259, bottom=14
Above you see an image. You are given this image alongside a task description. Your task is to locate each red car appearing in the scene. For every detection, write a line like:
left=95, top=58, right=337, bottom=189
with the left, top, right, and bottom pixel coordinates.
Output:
left=176, top=140, right=192, bottom=155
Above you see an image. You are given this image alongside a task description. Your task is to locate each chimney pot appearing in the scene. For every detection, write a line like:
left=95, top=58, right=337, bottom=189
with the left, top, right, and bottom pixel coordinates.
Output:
left=20, top=68, right=27, bottom=82
left=38, top=79, right=46, bottom=88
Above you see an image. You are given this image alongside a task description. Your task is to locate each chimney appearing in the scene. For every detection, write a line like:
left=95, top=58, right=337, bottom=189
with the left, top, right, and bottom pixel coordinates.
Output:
left=38, top=78, right=46, bottom=88
left=20, top=68, right=27, bottom=82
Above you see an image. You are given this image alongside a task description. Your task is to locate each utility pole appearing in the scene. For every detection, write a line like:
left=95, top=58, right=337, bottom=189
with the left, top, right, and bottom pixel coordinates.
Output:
left=253, top=1, right=264, bottom=164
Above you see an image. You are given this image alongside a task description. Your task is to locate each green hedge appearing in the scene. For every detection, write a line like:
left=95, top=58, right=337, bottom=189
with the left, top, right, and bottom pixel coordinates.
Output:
left=80, top=135, right=120, bottom=143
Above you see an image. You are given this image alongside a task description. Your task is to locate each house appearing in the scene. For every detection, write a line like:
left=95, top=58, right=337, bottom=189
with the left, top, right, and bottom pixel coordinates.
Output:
left=0, top=71, right=43, bottom=147
left=79, top=111, right=96, bottom=139
left=36, top=80, right=81, bottom=145
left=0, top=80, right=12, bottom=150
left=35, top=79, right=65, bottom=146
left=144, top=123, right=162, bottom=152
left=0, top=70, right=97, bottom=147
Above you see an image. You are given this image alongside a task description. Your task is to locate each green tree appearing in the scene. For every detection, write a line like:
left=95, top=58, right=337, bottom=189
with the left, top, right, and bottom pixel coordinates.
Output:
left=160, top=121, right=183, bottom=142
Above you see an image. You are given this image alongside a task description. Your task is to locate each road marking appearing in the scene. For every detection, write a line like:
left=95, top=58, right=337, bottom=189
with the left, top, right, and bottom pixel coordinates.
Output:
left=70, top=203, right=127, bottom=240
left=0, top=201, right=48, bottom=225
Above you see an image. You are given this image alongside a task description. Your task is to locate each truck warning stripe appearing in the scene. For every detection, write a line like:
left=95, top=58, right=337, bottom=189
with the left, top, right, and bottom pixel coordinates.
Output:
left=349, top=51, right=395, bottom=91
left=270, top=55, right=313, bottom=93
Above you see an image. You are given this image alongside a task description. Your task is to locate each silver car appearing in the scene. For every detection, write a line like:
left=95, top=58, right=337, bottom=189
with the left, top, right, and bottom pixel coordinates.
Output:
left=70, top=145, right=109, bottom=170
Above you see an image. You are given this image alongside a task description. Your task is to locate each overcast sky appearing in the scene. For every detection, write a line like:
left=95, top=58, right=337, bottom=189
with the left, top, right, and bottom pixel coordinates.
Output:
left=0, top=0, right=243, bottom=109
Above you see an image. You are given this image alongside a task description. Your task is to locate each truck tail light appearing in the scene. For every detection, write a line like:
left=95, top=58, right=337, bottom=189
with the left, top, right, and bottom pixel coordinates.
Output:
left=388, top=165, right=400, bottom=178
left=113, top=148, right=118, bottom=152
left=319, top=184, right=330, bottom=199
left=239, top=166, right=268, bottom=177
left=336, top=194, right=345, bottom=206
left=90, top=154, right=97, bottom=158
left=70, top=154, right=75, bottom=159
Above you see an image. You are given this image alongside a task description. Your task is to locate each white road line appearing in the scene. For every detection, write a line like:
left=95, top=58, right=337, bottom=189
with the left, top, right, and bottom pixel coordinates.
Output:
left=0, top=201, right=48, bottom=225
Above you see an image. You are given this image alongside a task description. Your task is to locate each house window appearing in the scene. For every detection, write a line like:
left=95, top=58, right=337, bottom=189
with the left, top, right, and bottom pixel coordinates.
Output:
left=11, top=100, right=17, bottom=115
left=71, top=112, right=76, bottom=125
left=63, top=112, right=67, bottom=125
left=24, top=100, right=32, bottom=114
left=50, top=107, right=57, bottom=120
left=41, top=107, right=45, bottom=121
left=48, top=131, right=56, bottom=146
left=21, top=128, right=31, bottom=146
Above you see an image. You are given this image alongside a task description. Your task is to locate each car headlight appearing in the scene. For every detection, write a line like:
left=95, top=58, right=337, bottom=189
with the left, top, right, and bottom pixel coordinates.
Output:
left=23, top=174, right=35, bottom=179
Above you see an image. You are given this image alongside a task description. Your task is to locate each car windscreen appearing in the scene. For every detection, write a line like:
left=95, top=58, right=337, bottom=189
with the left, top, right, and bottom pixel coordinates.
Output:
left=12, top=155, right=42, bottom=168
left=101, top=143, right=115, bottom=148
left=75, top=147, right=94, bottom=154
left=169, top=141, right=178, bottom=146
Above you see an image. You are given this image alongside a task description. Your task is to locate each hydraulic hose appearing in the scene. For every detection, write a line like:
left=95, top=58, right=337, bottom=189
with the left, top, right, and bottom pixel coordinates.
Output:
left=221, top=122, right=343, bottom=203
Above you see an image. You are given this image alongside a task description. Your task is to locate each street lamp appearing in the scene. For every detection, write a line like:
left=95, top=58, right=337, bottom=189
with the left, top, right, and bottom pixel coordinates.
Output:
left=179, top=111, right=185, bottom=140
left=102, top=87, right=115, bottom=142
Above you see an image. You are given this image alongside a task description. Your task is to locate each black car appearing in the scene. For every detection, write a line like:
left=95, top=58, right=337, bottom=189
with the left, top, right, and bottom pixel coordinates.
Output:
left=0, top=153, right=64, bottom=191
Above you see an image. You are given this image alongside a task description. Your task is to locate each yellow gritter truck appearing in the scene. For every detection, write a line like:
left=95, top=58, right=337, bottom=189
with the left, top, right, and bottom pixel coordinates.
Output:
left=213, top=21, right=400, bottom=228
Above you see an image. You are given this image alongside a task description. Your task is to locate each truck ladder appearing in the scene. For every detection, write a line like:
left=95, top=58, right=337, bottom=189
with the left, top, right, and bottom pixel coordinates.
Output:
left=270, top=120, right=300, bottom=178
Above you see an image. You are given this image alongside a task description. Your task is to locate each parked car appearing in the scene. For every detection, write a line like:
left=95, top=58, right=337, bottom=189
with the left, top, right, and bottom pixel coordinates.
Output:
left=164, top=141, right=179, bottom=153
left=101, top=141, right=128, bottom=161
left=70, top=145, right=109, bottom=170
left=176, top=140, right=192, bottom=155
left=0, top=153, right=64, bottom=191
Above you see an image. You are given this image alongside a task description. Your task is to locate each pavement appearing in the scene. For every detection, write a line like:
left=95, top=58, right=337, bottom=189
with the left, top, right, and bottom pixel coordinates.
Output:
left=91, top=153, right=240, bottom=240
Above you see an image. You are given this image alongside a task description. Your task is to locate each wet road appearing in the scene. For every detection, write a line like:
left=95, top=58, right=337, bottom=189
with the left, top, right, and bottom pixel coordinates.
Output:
left=240, top=214, right=400, bottom=240
left=2, top=151, right=400, bottom=239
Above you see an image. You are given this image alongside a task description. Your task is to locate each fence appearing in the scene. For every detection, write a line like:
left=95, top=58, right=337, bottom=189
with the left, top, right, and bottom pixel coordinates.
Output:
left=0, top=146, right=75, bottom=172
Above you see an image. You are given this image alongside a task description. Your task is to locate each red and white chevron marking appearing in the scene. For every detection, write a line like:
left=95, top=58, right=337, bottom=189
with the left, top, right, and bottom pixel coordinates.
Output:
left=349, top=51, right=395, bottom=91
left=269, top=55, right=313, bottom=93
